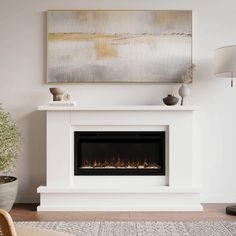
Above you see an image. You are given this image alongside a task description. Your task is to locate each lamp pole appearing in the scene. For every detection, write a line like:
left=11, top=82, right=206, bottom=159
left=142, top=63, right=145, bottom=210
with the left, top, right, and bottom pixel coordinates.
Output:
left=231, top=72, right=234, bottom=88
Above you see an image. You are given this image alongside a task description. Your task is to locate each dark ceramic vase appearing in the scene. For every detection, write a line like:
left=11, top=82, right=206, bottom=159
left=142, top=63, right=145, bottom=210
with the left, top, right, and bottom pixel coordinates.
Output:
left=163, top=94, right=179, bottom=106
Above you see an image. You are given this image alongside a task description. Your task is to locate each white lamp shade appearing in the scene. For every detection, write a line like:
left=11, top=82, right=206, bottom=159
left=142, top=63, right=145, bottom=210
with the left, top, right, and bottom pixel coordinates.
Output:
left=214, top=45, right=236, bottom=77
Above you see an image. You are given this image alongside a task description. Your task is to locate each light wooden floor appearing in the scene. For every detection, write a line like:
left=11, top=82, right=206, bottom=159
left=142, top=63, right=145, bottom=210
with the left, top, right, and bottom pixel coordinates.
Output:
left=10, top=204, right=236, bottom=221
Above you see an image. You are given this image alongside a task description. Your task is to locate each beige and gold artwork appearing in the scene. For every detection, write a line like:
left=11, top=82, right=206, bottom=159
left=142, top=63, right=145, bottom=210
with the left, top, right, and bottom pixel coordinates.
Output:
left=47, top=10, right=192, bottom=83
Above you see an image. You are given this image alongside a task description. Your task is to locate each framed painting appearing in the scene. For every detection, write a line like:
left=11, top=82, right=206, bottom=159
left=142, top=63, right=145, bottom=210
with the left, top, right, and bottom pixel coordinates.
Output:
left=46, top=10, right=192, bottom=83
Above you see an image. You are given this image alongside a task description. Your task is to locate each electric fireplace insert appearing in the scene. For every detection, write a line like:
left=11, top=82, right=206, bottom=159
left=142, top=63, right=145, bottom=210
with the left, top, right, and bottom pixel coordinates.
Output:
left=74, top=131, right=165, bottom=175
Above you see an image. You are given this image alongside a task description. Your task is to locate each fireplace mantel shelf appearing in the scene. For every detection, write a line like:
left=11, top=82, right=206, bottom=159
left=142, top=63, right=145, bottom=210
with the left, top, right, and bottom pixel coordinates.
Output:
left=38, top=105, right=198, bottom=111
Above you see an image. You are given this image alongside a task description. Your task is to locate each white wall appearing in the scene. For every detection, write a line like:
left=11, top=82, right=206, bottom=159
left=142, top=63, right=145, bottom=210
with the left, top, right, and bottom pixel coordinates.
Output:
left=0, top=0, right=236, bottom=203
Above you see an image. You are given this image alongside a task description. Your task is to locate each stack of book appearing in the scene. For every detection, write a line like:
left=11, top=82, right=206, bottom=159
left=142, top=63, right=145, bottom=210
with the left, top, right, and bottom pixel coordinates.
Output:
left=49, top=101, right=77, bottom=106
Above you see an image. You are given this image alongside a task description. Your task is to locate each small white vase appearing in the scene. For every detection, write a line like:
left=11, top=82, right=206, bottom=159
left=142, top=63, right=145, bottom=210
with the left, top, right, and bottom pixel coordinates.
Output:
left=178, top=84, right=190, bottom=106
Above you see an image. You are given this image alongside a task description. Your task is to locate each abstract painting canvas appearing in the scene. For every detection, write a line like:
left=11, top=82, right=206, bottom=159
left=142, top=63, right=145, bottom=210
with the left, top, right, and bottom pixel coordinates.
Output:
left=47, top=10, right=192, bottom=83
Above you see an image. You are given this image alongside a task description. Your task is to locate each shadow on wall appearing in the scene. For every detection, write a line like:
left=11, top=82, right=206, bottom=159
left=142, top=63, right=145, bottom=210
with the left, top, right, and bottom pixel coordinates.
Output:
left=16, top=110, right=46, bottom=203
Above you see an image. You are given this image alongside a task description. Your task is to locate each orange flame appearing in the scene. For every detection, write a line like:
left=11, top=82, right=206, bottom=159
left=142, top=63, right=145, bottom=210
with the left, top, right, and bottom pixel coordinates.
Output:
left=81, top=153, right=161, bottom=169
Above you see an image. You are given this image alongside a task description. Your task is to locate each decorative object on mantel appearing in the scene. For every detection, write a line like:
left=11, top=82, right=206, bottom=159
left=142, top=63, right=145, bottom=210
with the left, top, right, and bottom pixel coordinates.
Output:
left=178, top=84, right=190, bottom=106
left=62, top=93, right=73, bottom=102
left=0, top=105, right=21, bottom=212
left=46, top=10, right=192, bottom=83
left=49, top=87, right=65, bottom=101
left=49, top=88, right=76, bottom=106
left=214, top=45, right=236, bottom=216
left=163, top=94, right=179, bottom=106
left=178, top=64, right=195, bottom=105
left=214, top=45, right=236, bottom=87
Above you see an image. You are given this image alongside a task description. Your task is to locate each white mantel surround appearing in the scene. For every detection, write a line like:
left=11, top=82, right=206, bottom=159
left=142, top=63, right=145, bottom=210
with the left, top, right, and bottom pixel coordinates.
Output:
left=37, top=105, right=202, bottom=211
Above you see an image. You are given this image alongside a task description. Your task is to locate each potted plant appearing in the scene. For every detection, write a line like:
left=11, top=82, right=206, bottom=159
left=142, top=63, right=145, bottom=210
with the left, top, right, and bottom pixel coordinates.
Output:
left=0, top=105, right=21, bottom=211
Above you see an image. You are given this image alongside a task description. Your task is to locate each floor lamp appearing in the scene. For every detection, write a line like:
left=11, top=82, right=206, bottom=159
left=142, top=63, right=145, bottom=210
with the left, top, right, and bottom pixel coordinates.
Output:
left=214, top=45, right=236, bottom=215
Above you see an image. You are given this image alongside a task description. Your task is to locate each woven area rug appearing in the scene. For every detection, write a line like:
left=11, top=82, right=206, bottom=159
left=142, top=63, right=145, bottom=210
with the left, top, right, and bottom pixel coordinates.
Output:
left=15, top=221, right=236, bottom=236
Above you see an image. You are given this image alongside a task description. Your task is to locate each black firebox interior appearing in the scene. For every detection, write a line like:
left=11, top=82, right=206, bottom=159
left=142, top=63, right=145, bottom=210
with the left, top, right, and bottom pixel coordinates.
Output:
left=74, top=131, right=165, bottom=176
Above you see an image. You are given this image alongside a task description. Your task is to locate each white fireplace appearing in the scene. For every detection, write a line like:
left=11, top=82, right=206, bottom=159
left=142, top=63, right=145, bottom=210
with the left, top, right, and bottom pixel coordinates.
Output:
left=37, top=105, right=202, bottom=211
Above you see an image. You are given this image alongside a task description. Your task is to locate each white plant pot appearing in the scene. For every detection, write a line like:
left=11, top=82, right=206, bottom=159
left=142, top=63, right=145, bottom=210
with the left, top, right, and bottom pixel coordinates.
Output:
left=0, top=176, right=18, bottom=212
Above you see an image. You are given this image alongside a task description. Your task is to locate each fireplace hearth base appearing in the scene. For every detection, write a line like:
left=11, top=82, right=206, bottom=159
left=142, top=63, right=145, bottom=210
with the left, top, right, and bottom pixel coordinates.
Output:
left=37, top=186, right=202, bottom=211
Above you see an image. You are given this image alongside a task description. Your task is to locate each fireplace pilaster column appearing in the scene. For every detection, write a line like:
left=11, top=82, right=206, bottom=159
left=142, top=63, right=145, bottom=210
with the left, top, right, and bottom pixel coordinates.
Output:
left=47, top=111, right=72, bottom=187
